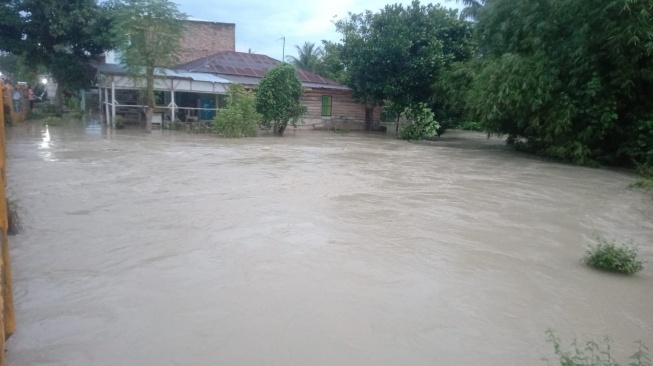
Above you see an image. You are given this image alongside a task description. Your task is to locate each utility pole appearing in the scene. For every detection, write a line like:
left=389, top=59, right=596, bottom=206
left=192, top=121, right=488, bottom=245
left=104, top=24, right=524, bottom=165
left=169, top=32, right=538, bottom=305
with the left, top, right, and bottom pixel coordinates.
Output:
left=278, top=36, right=286, bottom=61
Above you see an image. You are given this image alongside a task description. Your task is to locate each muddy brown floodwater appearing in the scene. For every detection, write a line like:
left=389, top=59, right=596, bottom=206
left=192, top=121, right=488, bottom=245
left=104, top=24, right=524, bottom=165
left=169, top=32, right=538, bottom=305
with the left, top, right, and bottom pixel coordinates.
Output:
left=4, top=120, right=653, bottom=366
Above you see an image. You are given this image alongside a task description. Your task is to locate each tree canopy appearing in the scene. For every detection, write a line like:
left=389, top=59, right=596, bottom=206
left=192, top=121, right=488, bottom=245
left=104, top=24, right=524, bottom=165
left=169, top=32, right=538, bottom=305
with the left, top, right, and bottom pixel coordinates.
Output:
left=330, top=0, right=473, bottom=129
left=0, top=0, right=115, bottom=101
left=467, top=0, right=653, bottom=166
left=110, top=0, right=187, bottom=132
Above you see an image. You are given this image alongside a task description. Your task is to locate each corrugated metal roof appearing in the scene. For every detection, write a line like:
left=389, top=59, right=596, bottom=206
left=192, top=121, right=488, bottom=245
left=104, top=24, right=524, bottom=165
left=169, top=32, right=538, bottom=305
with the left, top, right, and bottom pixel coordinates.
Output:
left=176, top=51, right=347, bottom=88
left=91, top=63, right=231, bottom=84
left=212, top=74, right=349, bottom=91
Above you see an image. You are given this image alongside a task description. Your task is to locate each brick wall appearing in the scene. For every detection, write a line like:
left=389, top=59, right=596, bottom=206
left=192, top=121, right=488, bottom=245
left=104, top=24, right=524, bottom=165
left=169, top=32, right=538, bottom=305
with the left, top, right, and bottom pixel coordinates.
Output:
left=178, top=20, right=236, bottom=64
left=300, top=89, right=381, bottom=130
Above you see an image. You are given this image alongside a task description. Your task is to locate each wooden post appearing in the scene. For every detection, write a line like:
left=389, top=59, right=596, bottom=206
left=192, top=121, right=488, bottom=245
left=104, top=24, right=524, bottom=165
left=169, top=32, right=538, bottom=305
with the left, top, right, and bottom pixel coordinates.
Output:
left=0, top=81, right=17, bottom=366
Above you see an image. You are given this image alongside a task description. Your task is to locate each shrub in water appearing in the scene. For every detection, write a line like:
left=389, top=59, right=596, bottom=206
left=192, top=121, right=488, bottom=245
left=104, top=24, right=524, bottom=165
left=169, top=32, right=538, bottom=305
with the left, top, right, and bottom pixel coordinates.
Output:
left=399, top=103, right=440, bottom=141
left=7, top=198, right=23, bottom=236
left=630, top=165, right=653, bottom=190
left=214, top=83, right=260, bottom=138
left=545, top=330, right=650, bottom=366
left=582, top=236, right=645, bottom=274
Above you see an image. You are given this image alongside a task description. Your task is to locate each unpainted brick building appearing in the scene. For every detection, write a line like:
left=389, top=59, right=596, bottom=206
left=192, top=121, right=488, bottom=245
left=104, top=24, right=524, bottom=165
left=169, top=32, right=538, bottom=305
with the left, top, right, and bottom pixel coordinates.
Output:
left=178, top=20, right=236, bottom=64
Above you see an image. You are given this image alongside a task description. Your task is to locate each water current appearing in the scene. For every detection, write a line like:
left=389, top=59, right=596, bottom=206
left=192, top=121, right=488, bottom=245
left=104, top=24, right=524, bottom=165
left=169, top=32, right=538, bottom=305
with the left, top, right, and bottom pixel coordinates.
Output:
left=5, top=120, right=652, bottom=365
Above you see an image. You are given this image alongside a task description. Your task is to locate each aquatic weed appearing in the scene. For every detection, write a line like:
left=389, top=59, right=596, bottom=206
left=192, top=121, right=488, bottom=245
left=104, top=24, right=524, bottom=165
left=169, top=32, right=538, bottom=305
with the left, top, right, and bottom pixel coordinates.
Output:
left=544, top=330, right=651, bottom=366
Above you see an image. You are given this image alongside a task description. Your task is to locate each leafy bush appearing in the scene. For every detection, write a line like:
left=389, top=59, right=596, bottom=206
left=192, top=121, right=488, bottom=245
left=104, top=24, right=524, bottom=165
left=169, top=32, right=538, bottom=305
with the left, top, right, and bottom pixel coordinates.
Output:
left=63, top=96, right=84, bottom=119
left=214, top=84, right=261, bottom=138
left=255, top=63, right=307, bottom=136
left=582, top=236, right=645, bottom=274
left=115, top=115, right=125, bottom=129
left=399, top=103, right=440, bottom=141
left=545, top=330, right=650, bottom=366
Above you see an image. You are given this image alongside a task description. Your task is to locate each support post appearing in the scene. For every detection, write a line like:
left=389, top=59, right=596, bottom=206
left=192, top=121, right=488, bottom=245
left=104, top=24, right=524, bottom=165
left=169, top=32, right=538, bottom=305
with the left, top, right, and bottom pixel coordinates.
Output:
left=111, top=79, right=116, bottom=128
left=104, top=87, right=110, bottom=125
left=98, top=86, right=102, bottom=117
left=0, top=82, right=17, bottom=366
left=171, top=84, right=176, bottom=124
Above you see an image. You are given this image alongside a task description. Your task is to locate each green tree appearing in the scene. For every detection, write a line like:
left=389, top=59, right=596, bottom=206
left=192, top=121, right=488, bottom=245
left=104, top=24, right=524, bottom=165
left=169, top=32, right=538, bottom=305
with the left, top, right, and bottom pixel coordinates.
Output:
left=315, top=41, right=347, bottom=84
left=214, top=84, right=261, bottom=138
left=334, top=10, right=383, bottom=130
left=0, top=0, right=115, bottom=107
left=111, top=0, right=186, bottom=133
left=468, top=0, right=653, bottom=167
left=286, top=42, right=324, bottom=73
left=0, top=53, right=42, bottom=84
left=334, top=1, right=473, bottom=130
left=255, top=63, right=307, bottom=136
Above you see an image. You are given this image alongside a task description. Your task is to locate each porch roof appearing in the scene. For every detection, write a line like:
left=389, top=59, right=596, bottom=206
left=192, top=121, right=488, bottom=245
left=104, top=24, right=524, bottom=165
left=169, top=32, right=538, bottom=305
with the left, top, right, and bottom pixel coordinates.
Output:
left=92, top=63, right=231, bottom=94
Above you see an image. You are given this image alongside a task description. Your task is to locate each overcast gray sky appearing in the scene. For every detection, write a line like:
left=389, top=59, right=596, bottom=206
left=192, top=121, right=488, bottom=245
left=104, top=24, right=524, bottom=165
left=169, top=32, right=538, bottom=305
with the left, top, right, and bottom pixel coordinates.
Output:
left=176, top=0, right=462, bottom=61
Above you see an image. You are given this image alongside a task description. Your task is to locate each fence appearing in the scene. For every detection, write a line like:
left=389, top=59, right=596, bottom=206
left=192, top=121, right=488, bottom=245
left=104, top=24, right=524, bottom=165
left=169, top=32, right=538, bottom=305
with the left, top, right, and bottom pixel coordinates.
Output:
left=0, top=82, right=17, bottom=366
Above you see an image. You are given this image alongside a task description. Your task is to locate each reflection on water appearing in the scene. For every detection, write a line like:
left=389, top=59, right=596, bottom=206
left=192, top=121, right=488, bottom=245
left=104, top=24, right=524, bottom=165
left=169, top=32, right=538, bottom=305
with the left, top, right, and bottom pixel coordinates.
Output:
left=38, top=126, right=55, bottom=162
left=5, top=123, right=653, bottom=366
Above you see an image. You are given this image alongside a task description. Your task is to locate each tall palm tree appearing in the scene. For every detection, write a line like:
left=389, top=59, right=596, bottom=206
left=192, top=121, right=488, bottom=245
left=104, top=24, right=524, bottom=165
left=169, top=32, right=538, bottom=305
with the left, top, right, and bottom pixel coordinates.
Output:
left=458, top=0, right=486, bottom=21
left=285, top=42, right=324, bottom=73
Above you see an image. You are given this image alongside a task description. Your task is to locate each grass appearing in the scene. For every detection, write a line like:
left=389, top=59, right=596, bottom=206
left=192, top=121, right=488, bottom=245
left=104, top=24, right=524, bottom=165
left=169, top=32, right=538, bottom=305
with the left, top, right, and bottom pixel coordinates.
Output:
left=43, top=116, right=63, bottom=126
left=582, top=236, right=645, bottom=275
left=630, top=166, right=653, bottom=190
left=458, top=121, right=483, bottom=131
left=544, top=330, right=651, bottom=366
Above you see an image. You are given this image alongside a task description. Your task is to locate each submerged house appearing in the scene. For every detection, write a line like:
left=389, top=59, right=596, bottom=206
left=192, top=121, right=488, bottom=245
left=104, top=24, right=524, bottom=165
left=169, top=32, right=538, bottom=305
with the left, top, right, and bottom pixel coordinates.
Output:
left=97, top=19, right=380, bottom=129
left=93, top=62, right=230, bottom=126
left=176, top=52, right=381, bottom=130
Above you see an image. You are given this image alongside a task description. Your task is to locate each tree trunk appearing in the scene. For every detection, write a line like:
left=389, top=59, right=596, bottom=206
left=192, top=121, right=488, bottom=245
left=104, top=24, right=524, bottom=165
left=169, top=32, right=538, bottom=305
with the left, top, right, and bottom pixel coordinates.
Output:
left=54, top=84, right=63, bottom=117
left=145, top=67, right=154, bottom=133
left=145, top=107, right=153, bottom=134
left=365, top=106, right=374, bottom=131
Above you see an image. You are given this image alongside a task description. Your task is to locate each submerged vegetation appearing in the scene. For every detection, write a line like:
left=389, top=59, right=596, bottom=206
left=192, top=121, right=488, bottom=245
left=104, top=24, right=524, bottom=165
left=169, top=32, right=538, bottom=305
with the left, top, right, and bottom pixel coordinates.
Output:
left=399, top=103, right=440, bottom=141
left=7, top=197, right=23, bottom=236
left=214, top=84, right=260, bottom=138
left=582, top=236, right=645, bottom=275
left=545, top=330, right=651, bottom=366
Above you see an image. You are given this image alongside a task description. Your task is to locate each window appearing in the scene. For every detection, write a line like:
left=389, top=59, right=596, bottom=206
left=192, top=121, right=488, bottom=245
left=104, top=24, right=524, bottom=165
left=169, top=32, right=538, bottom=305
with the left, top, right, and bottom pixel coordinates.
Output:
left=321, top=95, right=332, bottom=117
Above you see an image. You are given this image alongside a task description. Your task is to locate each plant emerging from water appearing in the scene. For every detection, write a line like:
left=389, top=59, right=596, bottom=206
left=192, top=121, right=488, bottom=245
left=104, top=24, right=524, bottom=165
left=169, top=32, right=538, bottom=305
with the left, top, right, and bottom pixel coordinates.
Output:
left=630, top=165, right=653, bottom=191
left=214, top=83, right=261, bottom=137
left=544, top=330, right=651, bottom=366
left=582, top=236, right=645, bottom=275
left=43, top=116, right=63, bottom=126
left=6, top=197, right=23, bottom=235
left=399, top=103, right=440, bottom=141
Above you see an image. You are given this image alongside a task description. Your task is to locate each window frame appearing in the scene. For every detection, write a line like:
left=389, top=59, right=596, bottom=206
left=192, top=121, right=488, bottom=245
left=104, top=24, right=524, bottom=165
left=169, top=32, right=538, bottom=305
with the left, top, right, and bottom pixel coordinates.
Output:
left=321, top=95, right=332, bottom=117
